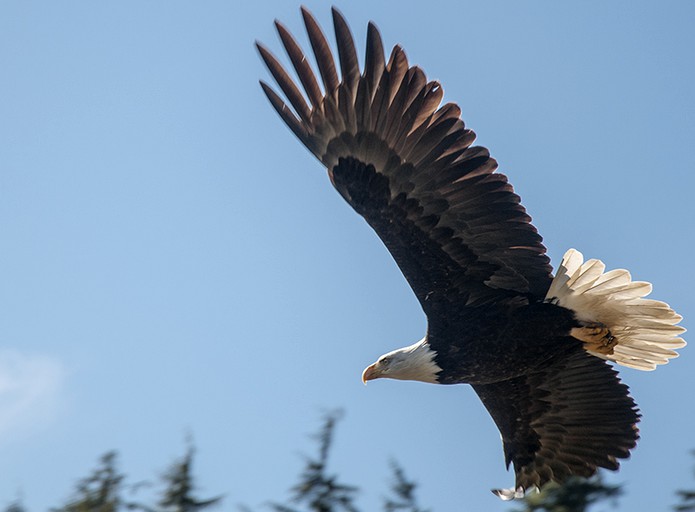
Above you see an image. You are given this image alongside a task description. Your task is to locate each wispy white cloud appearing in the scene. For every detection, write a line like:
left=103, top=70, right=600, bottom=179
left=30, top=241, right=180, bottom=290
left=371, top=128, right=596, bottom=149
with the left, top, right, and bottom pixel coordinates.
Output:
left=0, top=350, right=66, bottom=438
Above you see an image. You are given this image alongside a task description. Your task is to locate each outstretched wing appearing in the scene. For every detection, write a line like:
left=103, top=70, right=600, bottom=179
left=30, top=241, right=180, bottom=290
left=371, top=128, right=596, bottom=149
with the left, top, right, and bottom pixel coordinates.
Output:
left=472, top=343, right=640, bottom=496
left=258, top=7, right=553, bottom=310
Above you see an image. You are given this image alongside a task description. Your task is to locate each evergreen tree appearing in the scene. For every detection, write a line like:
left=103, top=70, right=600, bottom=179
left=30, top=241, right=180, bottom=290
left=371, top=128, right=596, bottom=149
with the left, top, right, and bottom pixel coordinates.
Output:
left=511, top=474, right=621, bottom=512
left=25, top=412, right=695, bottom=512
left=675, top=492, right=695, bottom=512
left=674, top=451, right=695, bottom=511
left=53, top=452, right=124, bottom=512
left=4, top=499, right=27, bottom=512
left=152, top=443, right=223, bottom=512
left=383, top=462, right=429, bottom=512
left=270, top=411, right=359, bottom=512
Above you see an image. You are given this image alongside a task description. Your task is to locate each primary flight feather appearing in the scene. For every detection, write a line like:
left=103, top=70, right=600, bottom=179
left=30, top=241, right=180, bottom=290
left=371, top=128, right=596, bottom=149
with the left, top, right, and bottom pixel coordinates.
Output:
left=257, top=7, right=686, bottom=498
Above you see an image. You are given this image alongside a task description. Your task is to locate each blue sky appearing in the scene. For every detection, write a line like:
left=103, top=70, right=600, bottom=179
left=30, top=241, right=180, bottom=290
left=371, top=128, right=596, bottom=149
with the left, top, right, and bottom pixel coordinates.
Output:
left=1, top=1, right=694, bottom=511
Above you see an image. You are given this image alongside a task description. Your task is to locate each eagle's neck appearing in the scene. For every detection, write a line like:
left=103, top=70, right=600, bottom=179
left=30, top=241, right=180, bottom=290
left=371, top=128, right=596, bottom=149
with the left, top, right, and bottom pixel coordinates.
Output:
left=386, top=337, right=442, bottom=384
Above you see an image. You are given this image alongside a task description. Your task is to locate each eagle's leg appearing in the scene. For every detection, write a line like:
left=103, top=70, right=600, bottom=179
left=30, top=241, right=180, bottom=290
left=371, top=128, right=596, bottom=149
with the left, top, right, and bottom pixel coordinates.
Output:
left=571, top=322, right=617, bottom=355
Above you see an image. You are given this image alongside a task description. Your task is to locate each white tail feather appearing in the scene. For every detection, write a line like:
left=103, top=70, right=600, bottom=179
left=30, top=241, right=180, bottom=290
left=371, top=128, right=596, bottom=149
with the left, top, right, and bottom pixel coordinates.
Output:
left=547, top=249, right=686, bottom=371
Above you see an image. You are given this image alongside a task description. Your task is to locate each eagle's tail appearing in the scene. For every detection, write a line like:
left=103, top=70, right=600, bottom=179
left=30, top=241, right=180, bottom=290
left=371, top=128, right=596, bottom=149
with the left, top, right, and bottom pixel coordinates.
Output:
left=546, top=249, right=686, bottom=370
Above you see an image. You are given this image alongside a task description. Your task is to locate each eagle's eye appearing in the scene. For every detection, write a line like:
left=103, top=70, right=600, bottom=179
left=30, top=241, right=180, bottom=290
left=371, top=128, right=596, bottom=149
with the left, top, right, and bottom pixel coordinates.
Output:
left=379, top=357, right=391, bottom=366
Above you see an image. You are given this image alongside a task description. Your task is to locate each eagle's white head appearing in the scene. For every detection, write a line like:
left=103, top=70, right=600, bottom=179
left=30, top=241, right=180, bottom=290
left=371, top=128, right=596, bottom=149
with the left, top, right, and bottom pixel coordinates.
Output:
left=362, top=337, right=441, bottom=384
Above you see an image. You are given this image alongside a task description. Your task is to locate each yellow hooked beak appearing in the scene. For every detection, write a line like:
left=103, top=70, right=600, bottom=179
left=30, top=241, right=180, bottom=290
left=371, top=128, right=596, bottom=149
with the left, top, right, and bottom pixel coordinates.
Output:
left=361, top=363, right=380, bottom=384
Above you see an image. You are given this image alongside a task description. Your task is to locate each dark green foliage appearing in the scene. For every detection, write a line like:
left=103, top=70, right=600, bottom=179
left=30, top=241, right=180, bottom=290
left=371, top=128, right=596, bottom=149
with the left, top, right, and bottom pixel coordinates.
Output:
left=675, top=492, right=695, bottom=512
left=155, top=443, right=223, bottom=512
left=267, top=412, right=431, bottom=512
left=51, top=443, right=222, bottom=512
left=270, top=411, right=359, bottom=512
left=512, top=475, right=621, bottom=512
left=383, top=462, right=429, bottom=512
left=4, top=500, right=27, bottom=512
left=674, top=451, right=695, bottom=511
left=17, top=416, right=695, bottom=512
left=128, top=441, right=223, bottom=512
left=53, top=452, right=124, bottom=512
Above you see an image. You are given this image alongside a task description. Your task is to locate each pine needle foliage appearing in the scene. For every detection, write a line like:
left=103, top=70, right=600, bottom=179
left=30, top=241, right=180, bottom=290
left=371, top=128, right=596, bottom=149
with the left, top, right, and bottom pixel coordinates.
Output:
left=383, top=462, right=429, bottom=512
left=674, top=451, right=695, bottom=511
left=53, top=452, right=124, bottom=512
left=512, top=474, right=621, bottom=512
left=270, top=411, right=359, bottom=512
left=155, top=444, right=223, bottom=512
left=3, top=500, right=27, bottom=512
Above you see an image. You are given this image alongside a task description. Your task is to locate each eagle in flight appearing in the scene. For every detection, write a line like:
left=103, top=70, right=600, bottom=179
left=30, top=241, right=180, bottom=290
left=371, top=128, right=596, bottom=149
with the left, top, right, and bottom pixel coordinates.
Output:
left=257, top=7, right=685, bottom=499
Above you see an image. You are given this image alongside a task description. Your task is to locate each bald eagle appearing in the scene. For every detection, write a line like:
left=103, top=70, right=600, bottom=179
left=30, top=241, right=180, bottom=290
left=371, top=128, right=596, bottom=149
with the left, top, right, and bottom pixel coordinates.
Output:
left=257, top=7, right=685, bottom=498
